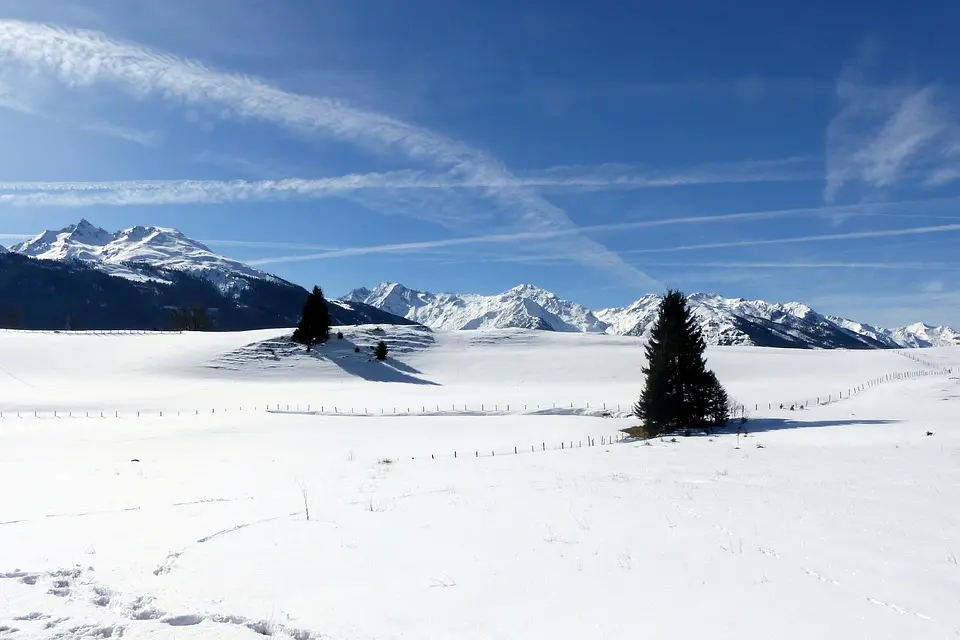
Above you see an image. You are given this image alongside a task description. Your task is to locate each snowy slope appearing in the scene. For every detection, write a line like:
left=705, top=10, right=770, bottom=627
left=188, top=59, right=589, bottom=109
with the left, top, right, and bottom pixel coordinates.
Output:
left=1, top=329, right=959, bottom=639
left=1, top=325, right=938, bottom=414
left=10, top=219, right=283, bottom=294
left=347, top=282, right=960, bottom=349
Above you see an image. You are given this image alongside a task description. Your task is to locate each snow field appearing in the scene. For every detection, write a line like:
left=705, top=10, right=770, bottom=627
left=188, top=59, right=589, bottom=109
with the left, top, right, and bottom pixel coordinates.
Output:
left=0, top=325, right=949, bottom=416
left=0, top=327, right=958, bottom=638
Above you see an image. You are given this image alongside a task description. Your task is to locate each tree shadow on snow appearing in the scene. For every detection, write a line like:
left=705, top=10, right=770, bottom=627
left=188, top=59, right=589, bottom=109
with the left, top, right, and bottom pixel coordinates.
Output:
left=622, top=417, right=901, bottom=443
left=711, top=418, right=900, bottom=435
left=318, top=338, right=440, bottom=385
left=331, top=353, right=440, bottom=385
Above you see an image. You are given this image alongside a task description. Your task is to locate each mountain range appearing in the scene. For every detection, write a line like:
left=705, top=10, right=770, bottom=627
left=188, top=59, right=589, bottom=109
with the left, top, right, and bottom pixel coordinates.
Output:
left=344, top=282, right=960, bottom=349
left=0, top=220, right=413, bottom=331
left=3, top=219, right=958, bottom=348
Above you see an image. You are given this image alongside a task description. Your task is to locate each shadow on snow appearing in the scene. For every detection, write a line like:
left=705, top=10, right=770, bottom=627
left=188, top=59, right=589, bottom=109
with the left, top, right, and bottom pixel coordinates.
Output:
left=701, top=417, right=899, bottom=435
left=315, top=337, right=440, bottom=386
left=622, top=417, right=901, bottom=441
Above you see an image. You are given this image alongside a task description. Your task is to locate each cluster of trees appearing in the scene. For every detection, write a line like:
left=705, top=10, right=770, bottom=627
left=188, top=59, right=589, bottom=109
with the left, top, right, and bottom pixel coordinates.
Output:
left=292, top=285, right=389, bottom=360
left=166, top=305, right=213, bottom=331
left=634, top=290, right=732, bottom=437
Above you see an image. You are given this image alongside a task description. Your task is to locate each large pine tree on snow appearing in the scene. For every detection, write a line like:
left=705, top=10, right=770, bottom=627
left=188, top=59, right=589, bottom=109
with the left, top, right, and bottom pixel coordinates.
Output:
left=292, top=285, right=331, bottom=352
left=634, top=290, right=726, bottom=436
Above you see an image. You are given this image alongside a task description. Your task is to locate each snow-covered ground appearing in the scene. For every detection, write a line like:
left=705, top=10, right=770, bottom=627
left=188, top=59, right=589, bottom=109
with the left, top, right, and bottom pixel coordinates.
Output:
left=1, top=326, right=958, bottom=639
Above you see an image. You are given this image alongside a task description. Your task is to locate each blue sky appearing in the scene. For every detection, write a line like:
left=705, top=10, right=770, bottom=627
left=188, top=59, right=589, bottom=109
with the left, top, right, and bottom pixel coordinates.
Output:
left=1, top=0, right=960, bottom=327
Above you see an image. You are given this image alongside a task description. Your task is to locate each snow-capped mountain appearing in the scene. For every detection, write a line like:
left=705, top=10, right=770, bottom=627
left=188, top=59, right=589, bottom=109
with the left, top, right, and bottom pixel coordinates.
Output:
left=10, top=219, right=281, bottom=295
left=343, top=282, right=608, bottom=332
left=344, top=282, right=960, bottom=349
left=884, top=322, right=960, bottom=348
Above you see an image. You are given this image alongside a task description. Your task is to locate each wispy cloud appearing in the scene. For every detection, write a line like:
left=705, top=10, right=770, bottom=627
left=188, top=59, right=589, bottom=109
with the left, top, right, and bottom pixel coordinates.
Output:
left=631, top=261, right=960, bottom=270
left=0, top=19, right=659, bottom=289
left=824, top=44, right=960, bottom=202
left=0, top=155, right=822, bottom=207
left=623, top=222, right=960, bottom=255
left=198, top=239, right=340, bottom=251
left=77, top=120, right=159, bottom=146
left=516, top=156, right=820, bottom=190
left=245, top=199, right=959, bottom=265
left=0, top=78, right=157, bottom=146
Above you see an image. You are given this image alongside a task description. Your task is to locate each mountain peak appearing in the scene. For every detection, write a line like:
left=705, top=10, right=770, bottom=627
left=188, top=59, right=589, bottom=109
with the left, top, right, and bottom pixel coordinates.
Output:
left=9, top=219, right=280, bottom=295
left=508, top=283, right=557, bottom=299
left=65, top=219, right=113, bottom=244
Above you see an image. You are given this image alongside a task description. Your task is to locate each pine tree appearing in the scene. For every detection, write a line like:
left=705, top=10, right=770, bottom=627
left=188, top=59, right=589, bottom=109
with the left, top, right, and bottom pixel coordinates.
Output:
left=704, top=370, right=730, bottom=427
left=375, top=340, right=388, bottom=361
left=634, top=290, right=717, bottom=436
left=291, top=285, right=331, bottom=352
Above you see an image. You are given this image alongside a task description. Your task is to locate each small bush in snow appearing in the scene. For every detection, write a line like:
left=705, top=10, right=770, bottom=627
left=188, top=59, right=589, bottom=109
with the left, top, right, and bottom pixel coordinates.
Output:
left=375, top=341, right=388, bottom=361
left=336, top=331, right=344, bottom=340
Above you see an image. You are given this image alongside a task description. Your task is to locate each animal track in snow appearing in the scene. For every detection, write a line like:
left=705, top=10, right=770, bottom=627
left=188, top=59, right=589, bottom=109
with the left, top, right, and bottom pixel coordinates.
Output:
left=56, top=623, right=124, bottom=638
left=162, top=613, right=204, bottom=626
left=4, top=564, right=328, bottom=640
left=13, top=612, right=50, bottom=621
left=867, top=598, right=932, bottom=620
left=91, top=585, right=112, bottom=607
left=802, top=567, right=840, bottom=586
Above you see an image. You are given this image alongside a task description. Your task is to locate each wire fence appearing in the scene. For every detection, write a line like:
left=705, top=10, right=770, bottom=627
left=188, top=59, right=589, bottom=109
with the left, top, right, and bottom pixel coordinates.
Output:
left=399, top=432, right=631, bottom=462
left=752, top=366, right=953, bottom=413
left=1, top=352, right=952, bottom=423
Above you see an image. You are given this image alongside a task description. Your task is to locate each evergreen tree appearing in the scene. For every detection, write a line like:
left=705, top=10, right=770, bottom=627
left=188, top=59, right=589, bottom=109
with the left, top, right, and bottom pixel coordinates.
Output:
left=375, top=340, right=388, bottom=361
left=634, top=290, right=717, bottom=436
left=291, top=285, right=331, bottom=352
left=704, top=370, right=730, bottom=427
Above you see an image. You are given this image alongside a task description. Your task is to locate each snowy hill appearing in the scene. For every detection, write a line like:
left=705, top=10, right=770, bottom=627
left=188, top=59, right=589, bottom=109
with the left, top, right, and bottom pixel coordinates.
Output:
left=10, top=219, right=282, bottom=295
left=345, top=282, right=960, bottom=349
